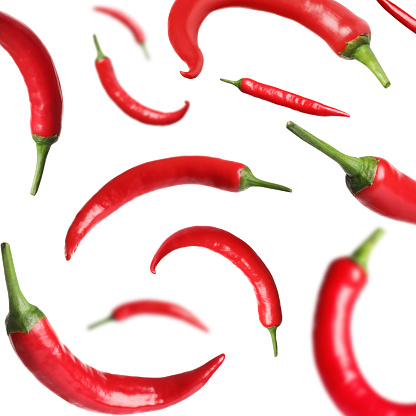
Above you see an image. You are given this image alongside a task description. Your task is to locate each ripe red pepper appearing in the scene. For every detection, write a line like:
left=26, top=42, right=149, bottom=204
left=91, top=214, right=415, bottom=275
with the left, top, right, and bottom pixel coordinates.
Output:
left=286, top=121, right=416, bottom=225
left=2, top=243, right=224, bottom=414
left=376, top=0, right=416, bottom=34
left=221, top=78, right=349, bottom=117
left=65, top=156, right=291, bottom=260
left=93, top=35, right=189, bottom=125
left=0, top=11, right=63, bottom=195
left=313, top=229, right=416, bottom=415
left=88, top=299, right=209, bottom=332
left=151, top=226, right=282, bottom=356
left=168, top=0, right=390, bottom=87
left=94, top=6, right=150, bottom=59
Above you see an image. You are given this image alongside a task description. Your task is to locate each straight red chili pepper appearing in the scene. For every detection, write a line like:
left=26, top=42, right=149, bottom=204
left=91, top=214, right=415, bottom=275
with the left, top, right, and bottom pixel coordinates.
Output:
left=65, top=156, right=291, bottom=260
left=314, top=229, right=416, bottom=415
left=221, top=77, right=349, bottom=117
left=376, top=0, right=416, bottom=34
left=2, top=243, right=224, bottom=414
left=168, top=0, right=390, bottom=87
left=93, top=35, right=189, bottom=125
left=151, top=226, right=282, bottom=356
left=94, top=6, right=150, bottom=59
left=286, top=121, right=416, bottom=225
left=88, top=299, right=209, bottom=332
left=0, top=11, right=63, bottom=195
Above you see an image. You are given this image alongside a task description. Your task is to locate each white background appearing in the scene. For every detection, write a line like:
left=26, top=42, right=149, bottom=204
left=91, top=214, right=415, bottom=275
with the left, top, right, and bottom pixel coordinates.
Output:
left=1, top=0, right=416, bottom=415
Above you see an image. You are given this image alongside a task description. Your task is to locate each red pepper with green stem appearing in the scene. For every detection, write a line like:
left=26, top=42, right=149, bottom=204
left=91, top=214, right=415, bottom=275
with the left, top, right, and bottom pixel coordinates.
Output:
left=151, top=226, right=282, bottom=357
left=168, top=0, right=390, bottom=87
left=0, top=11, right=63, bottom=195
left=221, top=78, right=349, bottom=117
left=2, top=242, right=224, bottom=414
left=376, top=0, right=416, bottom=34
left=88, top=299, right=209, bottom=332
left=286, top=121, right=416, bottom=225
left=65, top=156, right=292, bottom=260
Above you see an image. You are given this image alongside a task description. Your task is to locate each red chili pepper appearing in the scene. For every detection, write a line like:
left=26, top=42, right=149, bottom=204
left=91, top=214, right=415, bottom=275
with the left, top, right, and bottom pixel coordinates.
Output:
left=65, top=156, right=292, bottom=260
left=2, top=243, right=224, bottom=414
left=376, top=0, right=416, bottom=34
left=88, top=299, right=209, bottom=332
left=94, top=6, right=150, bottom=59
left=151, top=226, right=282, bottom=356
left=221, top=78, right=349, bottom=117
left=0, top=11, right=63, bottom=195
left=93, top=35, right=189, bottom=125
left=168, top=0, right=390, bottom=87
left=313, top=229, right=416, bottom=415
left=286, top=121, right=416, bottom=225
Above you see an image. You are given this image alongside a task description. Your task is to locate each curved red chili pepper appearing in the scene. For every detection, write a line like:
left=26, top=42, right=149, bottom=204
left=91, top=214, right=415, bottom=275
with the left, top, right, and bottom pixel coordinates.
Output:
left=94, top=6, right=150, bottom=59
left=0, top=11, right=63, bottom=195
left=286, top=122, right=416, bottom=225
left=88, top=299, right=209, bottom=332
left=65, top=156, right=292, bottom=260
left=377, top=0, right=416, bottom=34
left=221, top=77, right=349, bottom=117
left=151, top=226, right=282, bottom=356
left=313, top=229, right=416, bottom=415
left=93, top=35, right=189, bottom=125
left=168, top=0, right=390, bottom=87
left=2, top=243, right=224, bottom=414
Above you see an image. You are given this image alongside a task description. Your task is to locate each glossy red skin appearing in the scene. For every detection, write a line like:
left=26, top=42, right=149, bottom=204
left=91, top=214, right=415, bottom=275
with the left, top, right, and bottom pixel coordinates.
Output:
left=10, top=318, right=224, bottom=414
left=65, top=156, right=245, bottom=260
left=95, top=58, right=189, bottom=125
left=314, top=258, right=416, bottom=415
left=355, top=158, right=416, bottom=225
left=94, top=6, right=146, bottom=43
left=239, top=78, right=349, bottom=117
left=112, top=299, right=209, bottom=332
left=150, top=226, right=282, bottom=328
left=0, top=11, right=62, bottom=137
left=377, top=0, right=416, bottom=33
left=168, top=0, right=370, bottom=78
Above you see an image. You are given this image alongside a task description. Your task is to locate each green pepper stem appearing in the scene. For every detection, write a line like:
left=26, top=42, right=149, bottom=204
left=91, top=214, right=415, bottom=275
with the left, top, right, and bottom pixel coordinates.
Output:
left=139, top=42, right=150, bottom=60
left=239, top=166, right=292, bottom=192
left=267, top=326, right=278, bottom=357
left=220, top=78, right=242, bottom=90
left=31, top=143, right=51, bottom=196
left=93, top=34, right=107, bottom=60
left=350, top=228, right=385, bottom=272
left=87, top=316, right=114, bottom=330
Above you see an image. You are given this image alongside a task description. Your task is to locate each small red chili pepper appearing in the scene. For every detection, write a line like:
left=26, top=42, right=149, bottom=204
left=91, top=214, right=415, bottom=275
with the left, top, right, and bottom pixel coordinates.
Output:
left=2, top=243, right=224, bottom=414
left=0, top=11, right=63, bottom=195
left=93, top=35, right=189, bottom=125
left=286, top=121, right=416, bottom=225
left=151, top=226, right=282, bottom=356
left=88, top=299, right=209, bottom=332
left=65, top=156, right=292, bottom=260
left=168, top=0, right=390, bottom=87
left=221, top=78, right=349, bottom=117
left=94, top=6, right=150, bottom=59
left=313, top=229, right=416, bottom=415
left=376, top=0, right=416, bottom=34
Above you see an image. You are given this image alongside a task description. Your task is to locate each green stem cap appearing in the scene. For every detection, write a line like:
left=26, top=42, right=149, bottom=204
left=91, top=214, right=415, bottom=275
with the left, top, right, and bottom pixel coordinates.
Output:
left=2, top=243, right=45, bottom=335
left=93, top=34, right=107, bottom=61
left=239, top=166, right=292, bottom=192
left=285, top=121, right=378, bottom=194
left=139, top=42, right=150, bottom=60
left=87, top=316, right=114, bottom=330
left=31, top=134, right=58, bottom=196
left=267, top=326, right=278, bottom=357
left=220, top=78, right=242, bottom=90
left=350, top=228, right=385, bottom=272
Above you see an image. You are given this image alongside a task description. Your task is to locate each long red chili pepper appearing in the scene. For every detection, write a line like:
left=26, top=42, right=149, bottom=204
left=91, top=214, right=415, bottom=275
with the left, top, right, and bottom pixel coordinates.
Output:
left=376, top=0, right=416, bottom=34
left=93, top=35, right=189, bottom=125
left=2, top=243, right=224, bottom=414
left=221, top=78, right=349, bottom=117
left=0, top=11, right=63, bottom=195
left=150, top=226, right=282, bottom=356
left=286, top=121, right=416, bottom=225
left=65, top=156, right=291, bottom=260
left=313, top=229, right=416, bottom=415
left=168, top=0, right=390, bottom=87
left=94, top=6, right=150, bottom=59
left=88, top=299, right=209, bottom=332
